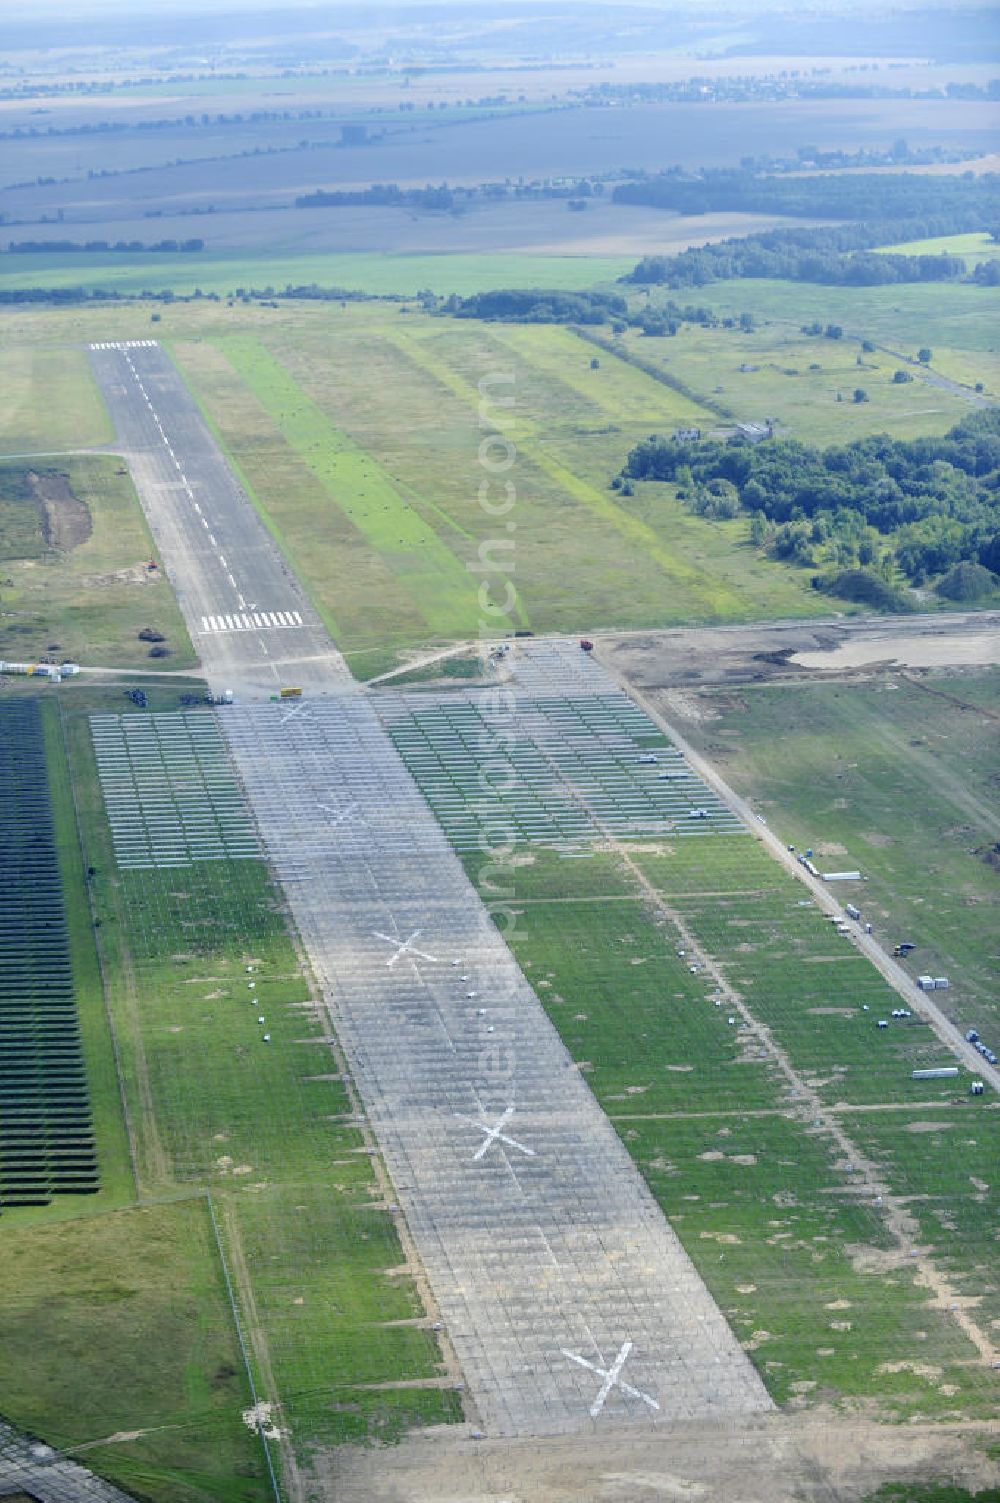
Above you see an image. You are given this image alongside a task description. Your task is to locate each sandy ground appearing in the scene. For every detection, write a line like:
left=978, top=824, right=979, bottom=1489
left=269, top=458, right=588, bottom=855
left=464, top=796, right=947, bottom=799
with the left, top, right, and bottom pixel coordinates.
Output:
left=318, top=1412, right=1000, bottom=1503
left=597, top=611, right=1000, bottom=690
left=792, top=631, right=1000, bottom=671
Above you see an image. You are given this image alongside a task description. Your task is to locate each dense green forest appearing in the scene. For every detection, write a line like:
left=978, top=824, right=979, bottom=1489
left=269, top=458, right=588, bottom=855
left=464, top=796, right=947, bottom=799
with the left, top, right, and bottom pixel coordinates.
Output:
left=444, top=287, right=628, bottom=323
left=613, top=167, right=1000, bottom=224
left=618, top=170, right=1000, bottom=287
left=626, top=235, right=979, bottom=288
left=620, top=411, right=1000, bottom=598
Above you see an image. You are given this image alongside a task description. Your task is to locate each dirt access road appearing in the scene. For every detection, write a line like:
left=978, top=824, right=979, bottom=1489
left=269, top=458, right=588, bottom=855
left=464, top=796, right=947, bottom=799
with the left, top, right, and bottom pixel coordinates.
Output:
left=322, top=1410, right=1000, bottom=1503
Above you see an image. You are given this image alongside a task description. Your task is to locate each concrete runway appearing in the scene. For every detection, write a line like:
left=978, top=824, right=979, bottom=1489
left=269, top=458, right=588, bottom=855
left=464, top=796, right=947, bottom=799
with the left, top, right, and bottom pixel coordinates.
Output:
left=88, top=340, right=773, bottom=1437
left=223, top=693, right=773, bottom=1435
left=87, top=340, right=348, bottom=697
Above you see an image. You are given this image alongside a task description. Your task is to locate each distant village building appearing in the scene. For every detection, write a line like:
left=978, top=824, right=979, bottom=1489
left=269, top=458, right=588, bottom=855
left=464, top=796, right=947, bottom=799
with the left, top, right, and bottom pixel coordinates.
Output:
left=672, top=426, right=701, bottom=441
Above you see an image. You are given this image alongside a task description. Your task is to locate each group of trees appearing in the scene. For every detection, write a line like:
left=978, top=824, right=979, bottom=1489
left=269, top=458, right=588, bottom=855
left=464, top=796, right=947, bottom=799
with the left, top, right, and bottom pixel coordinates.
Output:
left=628, top=237, right=968, bottom=289
left=295, top=183, right=455, bottom=211
left=443, top=287, right=629, bottom=324
left=438, top=287, right=750, bottom=332
left=620, top=411, right=1000, bottom=595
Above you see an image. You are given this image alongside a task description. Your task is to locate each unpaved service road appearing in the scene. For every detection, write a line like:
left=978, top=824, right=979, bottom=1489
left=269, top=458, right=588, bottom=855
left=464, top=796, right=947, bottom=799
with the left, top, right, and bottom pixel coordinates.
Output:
left=322, top=1411, right=1000, bottom=1503
left=597, top=611, right=1000, bottom=690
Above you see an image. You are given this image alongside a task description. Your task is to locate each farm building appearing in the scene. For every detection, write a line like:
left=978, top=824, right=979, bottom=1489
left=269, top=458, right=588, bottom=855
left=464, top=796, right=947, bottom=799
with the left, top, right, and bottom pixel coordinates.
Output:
left=736, top=420, right=773, bottom=444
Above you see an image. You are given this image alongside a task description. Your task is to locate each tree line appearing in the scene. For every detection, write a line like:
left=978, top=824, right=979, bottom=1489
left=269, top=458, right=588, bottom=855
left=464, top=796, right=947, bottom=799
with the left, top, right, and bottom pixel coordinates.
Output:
left=295, top=184, right=455, bottom=211
left=5, top=238, right=204, bottom=254
left=613, top=166, right=1000, bottom=224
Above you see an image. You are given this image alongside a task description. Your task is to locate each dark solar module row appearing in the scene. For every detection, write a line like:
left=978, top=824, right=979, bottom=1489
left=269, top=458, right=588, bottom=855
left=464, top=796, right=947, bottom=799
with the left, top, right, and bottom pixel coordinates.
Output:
left=0, top=700, right=99, bottom=1211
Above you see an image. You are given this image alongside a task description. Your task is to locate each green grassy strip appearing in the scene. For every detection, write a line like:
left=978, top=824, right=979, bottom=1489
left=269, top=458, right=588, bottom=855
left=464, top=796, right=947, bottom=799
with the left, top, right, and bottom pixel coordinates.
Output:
left=214, top=335, right=488, bottom=638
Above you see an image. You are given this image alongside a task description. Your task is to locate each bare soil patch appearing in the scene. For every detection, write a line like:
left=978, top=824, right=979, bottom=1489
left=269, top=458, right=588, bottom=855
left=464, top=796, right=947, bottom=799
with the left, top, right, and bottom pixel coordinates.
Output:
left=27, top=469, right=91, bottom=550
left=600, top=613, right=1000, bottom=692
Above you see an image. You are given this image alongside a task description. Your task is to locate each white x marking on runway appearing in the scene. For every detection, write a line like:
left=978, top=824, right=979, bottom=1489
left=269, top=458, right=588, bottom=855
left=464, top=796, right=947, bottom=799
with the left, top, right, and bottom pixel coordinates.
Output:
left=454, top=1104, right=535, bottom=1162
left=562, top=1341, right=660, bottom=1417
left=372, top=929, right=439, bottom=967
left=279, top=700, right=309, bottom=726
left=316, top=800, right=359, bottom=826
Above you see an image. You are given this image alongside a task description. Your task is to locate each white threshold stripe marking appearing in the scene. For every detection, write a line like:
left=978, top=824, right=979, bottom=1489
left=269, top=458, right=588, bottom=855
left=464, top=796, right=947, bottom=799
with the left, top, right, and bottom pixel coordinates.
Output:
left=197, top=608, right=305, bottom=636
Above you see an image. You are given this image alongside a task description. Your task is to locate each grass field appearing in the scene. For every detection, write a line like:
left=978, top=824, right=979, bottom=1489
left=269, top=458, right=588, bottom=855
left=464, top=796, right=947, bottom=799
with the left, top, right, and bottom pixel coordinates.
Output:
left=0, top=345, right=112, bottom=454
left=0, top=280, right=989, bottom=681
left=610, top=320, right=974, bottom=443
left=685, top=278, right=1000, bottom=364
left=0, top=457, right=197, bottom=670
left=0, top=684, right=459, bottom=1500
left=172, top=306, right=830, bottom=673
left=0, top=1197, right=267, bottom=1501
left=0, top=251, right=632, bottom=299
left=876, top=232, right=1000, bottom=267
left=652, top=671, right=1000, bottom=1034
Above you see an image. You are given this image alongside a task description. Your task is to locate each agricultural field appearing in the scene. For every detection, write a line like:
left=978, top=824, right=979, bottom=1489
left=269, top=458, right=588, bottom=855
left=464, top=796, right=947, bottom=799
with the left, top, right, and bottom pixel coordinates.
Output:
left=0, top=457, right=196, bottom=670
left=0, top=200, right=831, bottom=268
left=0, top=249, right=634, bottom=300
left=3, top=94, right=995, bottom=235
left=638, top=670, right=1000, bottom=1040
left=0, top=684, right=458, bottom=1501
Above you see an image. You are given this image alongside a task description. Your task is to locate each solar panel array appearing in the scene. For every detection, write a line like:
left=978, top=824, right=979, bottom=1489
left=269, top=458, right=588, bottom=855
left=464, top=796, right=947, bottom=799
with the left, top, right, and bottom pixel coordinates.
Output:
left=378, top=689, right=745, bottom=851
left=0, top=700, right=98, bottom=1210
left=90, top=711, right=260, bottom=869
